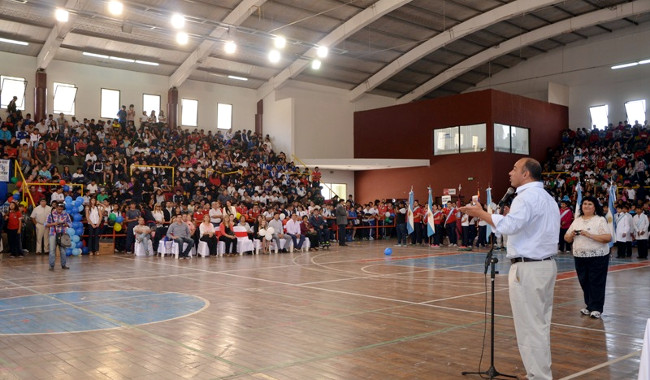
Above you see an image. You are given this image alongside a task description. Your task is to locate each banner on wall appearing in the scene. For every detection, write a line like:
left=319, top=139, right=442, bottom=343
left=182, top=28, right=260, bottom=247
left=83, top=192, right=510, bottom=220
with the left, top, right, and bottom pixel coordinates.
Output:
left=0, top=160, right=10, bottom=182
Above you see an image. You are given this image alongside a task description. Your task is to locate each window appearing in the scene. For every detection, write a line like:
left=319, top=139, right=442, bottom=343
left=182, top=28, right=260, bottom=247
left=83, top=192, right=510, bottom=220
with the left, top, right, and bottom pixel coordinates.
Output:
left=511, top=126, right=529, bottom=155
left=53, top=82, right=78, bottom=115
left=1, top=76, right=27, bottom=110
left=217, top=103, right=232, bottom=130
left=433, top=127, right=459, bottom=155
left=589, top=105, right=608, bottom=129
left=494, top=123, right=511, bottom=153
left=459, top=123, right=486, bottom=153
left=493, top=123, right=529, bottom=155
left=100, top=88, right=120, bottom=119
left=181, top=98, right=198, bottom=127
left=433, top=124, right=486, bottom=155
left=143, top=94, right=161, bottom=117
left=625, top=100, right=646, bottom=126
left=321, top=183, right=346, bottom=200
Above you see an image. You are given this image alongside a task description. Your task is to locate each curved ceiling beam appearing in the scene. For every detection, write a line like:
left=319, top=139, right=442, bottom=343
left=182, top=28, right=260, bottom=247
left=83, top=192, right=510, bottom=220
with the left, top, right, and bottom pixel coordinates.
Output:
left=37, top=0, right=88, bottom=70
left=256, top=0, right=413, bottom=100
left=349, top=0, right=566, bottom=102
left=397, top=0, right=650, bottom=104
left=169, top=0, right=266, bottom=89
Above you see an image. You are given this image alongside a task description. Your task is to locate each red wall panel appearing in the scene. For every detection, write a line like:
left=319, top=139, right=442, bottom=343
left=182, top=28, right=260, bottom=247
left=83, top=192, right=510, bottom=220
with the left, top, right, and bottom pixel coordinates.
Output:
left=353, top=90, right=567, bottom=204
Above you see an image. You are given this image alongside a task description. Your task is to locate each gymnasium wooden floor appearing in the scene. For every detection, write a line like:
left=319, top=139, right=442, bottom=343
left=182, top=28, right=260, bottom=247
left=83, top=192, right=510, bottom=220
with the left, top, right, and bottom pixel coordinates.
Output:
left=0, top=241, right=648, bottom=380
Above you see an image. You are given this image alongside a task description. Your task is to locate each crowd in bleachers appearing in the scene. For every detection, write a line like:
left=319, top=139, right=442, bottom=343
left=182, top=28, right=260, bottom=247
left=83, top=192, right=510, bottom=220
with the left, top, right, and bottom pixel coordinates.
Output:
left=542, top=120, right=650, bottom=208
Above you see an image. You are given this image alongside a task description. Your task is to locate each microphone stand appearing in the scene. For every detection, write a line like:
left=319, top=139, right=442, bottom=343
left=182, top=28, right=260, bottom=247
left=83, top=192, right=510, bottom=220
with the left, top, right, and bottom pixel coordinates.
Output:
left=462, top=234, right=516, bottom=380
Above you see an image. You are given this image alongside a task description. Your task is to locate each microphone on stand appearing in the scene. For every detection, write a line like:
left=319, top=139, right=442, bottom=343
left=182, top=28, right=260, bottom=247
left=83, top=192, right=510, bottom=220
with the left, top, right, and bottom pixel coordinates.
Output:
left=498, top=187, right=515, bottom=207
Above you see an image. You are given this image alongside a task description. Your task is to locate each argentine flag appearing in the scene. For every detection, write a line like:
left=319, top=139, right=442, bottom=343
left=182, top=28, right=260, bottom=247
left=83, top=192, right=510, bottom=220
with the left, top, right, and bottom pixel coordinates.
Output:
left=485, top=187, right=493, bottom=239
left=606, top=182, right=617, bottom=248
left=407, top=188, right=414, bottom=235
left=575, top=182, right=583, bottom=217
left=426, top=187, right=435, bottom=237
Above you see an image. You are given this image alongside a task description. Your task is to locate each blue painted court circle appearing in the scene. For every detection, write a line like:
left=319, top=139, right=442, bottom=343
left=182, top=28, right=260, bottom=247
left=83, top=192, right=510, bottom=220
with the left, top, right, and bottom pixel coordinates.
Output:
left=0, top=290, right=207, bottom=335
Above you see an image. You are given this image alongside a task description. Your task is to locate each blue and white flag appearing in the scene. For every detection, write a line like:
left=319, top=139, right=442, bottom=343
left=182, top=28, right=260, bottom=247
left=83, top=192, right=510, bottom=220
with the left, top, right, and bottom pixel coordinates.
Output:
left=606, top=182, right=617, bottom=248
left=426, top=187, right=435, bottom=237
left=407, top=187, right=414, bottom=235
left=575, top=182, right=583, bottom=217
left=485, top=187, right=493, bottom=239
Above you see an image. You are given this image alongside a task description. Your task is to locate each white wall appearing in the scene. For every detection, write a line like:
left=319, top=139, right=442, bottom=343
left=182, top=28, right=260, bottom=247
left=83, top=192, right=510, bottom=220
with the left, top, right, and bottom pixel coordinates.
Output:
left=0, top=51, right=258, bottom=133
left=262, top=94, right=293, bottom=156
left=273, top=81, right=395, bottom=160
left=472, top=23, right=650, bottom=129
left=0, top=53, right=37, bottom=114
left=320, top=169, right=355, bottom=200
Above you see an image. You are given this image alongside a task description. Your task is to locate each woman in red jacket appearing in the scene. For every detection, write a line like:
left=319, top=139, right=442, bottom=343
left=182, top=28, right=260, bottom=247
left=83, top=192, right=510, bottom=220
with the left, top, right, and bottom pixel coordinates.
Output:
left=5, top=201, right=23, bottom=257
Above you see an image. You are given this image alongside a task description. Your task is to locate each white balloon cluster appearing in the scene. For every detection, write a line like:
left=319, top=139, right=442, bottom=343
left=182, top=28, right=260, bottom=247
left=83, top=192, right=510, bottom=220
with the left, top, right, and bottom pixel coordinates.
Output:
left=258, top=227, right=275, bottom=241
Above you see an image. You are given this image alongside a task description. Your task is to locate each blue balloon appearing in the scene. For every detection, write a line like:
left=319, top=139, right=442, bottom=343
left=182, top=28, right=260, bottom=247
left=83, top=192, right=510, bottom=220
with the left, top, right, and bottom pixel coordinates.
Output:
left=72, top=221, right=82, bottom=229
left=65, top=205, right=74, bottom=212
left=116, top=216, right=124, bottom=223
left=76, top=241, right=83, bottom=248
left=78, top=205, right=85, bottom=212
left=64, top=196, right=73, bottom=203
left=12, top=193, right=19, bottom=200
left=71, top=235, right=80, bottom=243
left=65, top=248, right=73, bottom=256
left=73, top=214, right=82, bottom=222
left=63, top=185, right=70, bottom=192
left=73, top=248, right=81, bottom=256
left=82, top=247, right=89, bottom=255
left=66, top=228, right=75, bottom=236
left=75, top=228, right=84, bottom=236
left=384, top=247, right=393, bottom=256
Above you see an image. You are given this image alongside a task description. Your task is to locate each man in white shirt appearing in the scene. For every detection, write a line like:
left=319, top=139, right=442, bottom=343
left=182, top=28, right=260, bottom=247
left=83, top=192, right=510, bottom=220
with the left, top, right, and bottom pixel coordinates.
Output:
left=461, top=158, right=559, bottom=380
left=633, top=205, right=648, bottom=259
left=614, top=203, right=634, bottom=258
left=30, top=199, right=52, bottom=255
left=268, top=213, right=292, bottom=253
left=284, top=213, right=305, bottom=252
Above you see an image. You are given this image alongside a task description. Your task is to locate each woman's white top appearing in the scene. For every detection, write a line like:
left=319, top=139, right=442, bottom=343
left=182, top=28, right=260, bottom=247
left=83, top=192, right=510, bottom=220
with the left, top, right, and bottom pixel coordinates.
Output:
left=88, top=206, right=101, bottom=225
left=199, top=222, right=215, bottom=236
left=566, top=215, right=610, bottom=257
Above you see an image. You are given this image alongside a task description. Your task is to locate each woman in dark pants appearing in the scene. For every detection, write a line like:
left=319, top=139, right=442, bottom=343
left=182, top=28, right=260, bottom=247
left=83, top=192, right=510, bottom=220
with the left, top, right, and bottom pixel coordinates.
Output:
left=564, top=196, right=612, bottom=319
left=5, top=202, right=23, bottom=257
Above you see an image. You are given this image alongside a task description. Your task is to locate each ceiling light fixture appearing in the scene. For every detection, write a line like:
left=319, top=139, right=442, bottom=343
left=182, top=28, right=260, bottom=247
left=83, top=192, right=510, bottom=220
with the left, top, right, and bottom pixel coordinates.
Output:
left=109, top=56, right=135, bottom=63
left=316, top=46, right=329, bottom=58
left=268, top=49, right=281, bottom=64
left=176, top=31, right=189, bottom=45
left=611, top=62, right=639, bottom=70
left=227, top=75, right=248, bottom=81
left=108, top=1, right=123, bottom=16
left=274, top=36, right=286, bottom=49
left=83, top=52, right=109, bottom=59
left=170, top=13, right=185, bottom=29
left=224, top=40, right=237, bottom=54
left=311, top=59, right=321, bottom=70
left=0, top=37, right=29, bottom=46
left=55, top=8, right=69, bottom=22
left=135, top=60, right=159, bottom=66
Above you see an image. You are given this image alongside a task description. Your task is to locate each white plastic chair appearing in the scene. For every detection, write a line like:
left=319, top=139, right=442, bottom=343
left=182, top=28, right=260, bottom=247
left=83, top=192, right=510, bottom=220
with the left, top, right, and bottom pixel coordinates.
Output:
left=197, top=240, right=225, bottom=257
left=233, top=226, right=256, bottom=255
left=134, top=239, right=153, bottom=256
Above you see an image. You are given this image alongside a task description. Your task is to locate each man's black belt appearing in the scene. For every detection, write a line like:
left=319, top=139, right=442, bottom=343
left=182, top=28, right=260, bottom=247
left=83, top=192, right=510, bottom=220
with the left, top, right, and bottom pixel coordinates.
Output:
left=510, top=257, right=554, bottom=264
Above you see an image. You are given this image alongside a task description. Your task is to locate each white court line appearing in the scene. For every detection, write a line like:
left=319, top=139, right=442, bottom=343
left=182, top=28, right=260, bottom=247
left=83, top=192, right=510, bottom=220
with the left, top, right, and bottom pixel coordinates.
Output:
left=559, top=350, right=641, bottom=380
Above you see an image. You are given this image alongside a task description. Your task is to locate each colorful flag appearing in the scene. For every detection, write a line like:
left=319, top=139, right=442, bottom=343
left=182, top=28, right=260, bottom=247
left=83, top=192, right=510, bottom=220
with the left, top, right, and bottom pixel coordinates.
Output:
left=485, top=187, right=492, bottom=239
left=407, top=187, right=414, bottom=234
left=426, top=187, right=435, bottom=237
left=575, top=182, right=583, bottom=217
left=606, top=182, right=616, bottom=248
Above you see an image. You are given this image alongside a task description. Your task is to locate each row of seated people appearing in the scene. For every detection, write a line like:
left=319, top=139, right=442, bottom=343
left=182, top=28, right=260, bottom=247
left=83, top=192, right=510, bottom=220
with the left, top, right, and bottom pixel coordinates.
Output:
left=542, top=121, right=650, bottom=210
